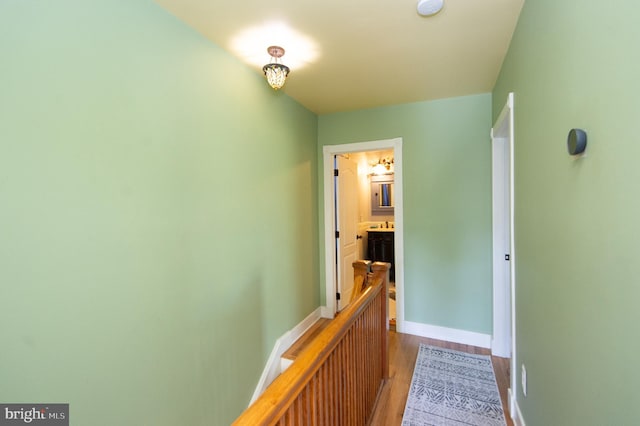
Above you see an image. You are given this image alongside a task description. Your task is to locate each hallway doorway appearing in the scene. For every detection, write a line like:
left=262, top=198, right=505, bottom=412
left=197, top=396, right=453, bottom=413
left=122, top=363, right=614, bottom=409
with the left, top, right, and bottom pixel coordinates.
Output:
left=323, top=138, right=405, bottom=332
left=492, top=92, right=516, bottom=413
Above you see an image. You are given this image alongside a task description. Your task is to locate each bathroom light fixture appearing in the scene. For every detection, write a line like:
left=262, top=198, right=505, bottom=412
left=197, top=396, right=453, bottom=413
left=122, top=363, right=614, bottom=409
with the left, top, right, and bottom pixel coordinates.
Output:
left=417, top=0, right=444, bottom=16
left=263, top=46, right=290, bottom=90
left=371, top=158, right=394, bottom=175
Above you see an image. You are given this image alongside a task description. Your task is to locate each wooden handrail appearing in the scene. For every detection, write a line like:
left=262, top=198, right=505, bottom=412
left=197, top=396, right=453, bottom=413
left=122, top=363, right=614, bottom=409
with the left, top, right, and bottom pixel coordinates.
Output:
left=233, top=261, right=390, bottom=426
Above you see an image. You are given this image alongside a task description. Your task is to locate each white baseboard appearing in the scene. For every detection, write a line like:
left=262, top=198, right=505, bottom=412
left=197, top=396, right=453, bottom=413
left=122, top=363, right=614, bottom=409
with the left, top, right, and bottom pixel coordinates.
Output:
left=280, top=356, right=293, bottom=372
left=509, top=388, right=526, bottom=426
left=402, top=321, right=492, bottom=349
left=249, top=307, right=324, bottom=404
left=491, top=337, right=510, bottom=358
left=320, top=305, right=334, bottom=319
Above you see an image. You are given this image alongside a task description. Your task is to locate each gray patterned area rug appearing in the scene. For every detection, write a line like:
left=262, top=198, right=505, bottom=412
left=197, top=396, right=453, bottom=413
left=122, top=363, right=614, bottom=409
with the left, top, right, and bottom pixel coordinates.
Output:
left=402, top=344, right=507, bottom=426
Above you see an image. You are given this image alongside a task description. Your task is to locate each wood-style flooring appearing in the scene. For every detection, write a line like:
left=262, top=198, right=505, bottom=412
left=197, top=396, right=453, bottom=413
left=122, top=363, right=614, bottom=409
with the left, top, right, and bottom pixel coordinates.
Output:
left=369, top=331, right=514, bottom=426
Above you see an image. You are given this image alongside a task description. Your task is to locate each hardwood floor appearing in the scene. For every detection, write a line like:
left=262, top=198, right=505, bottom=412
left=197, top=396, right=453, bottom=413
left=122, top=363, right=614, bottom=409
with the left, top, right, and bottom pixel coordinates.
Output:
left=369, top=331, right=514, bottom=426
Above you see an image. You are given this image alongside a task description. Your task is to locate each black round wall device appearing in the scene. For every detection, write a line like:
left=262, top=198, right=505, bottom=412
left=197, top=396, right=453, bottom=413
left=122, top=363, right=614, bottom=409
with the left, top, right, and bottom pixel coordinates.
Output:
left=567, top=128, right=587, bottom=155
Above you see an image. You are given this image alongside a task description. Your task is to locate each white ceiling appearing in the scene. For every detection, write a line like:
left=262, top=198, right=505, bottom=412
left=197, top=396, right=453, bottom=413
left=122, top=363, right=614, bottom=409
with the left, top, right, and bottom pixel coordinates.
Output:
left=154, top=0, right=524, bottom=115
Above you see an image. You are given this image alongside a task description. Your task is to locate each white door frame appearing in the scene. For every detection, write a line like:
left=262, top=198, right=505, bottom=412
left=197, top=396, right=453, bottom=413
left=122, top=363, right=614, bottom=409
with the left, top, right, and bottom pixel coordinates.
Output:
left=491, top=93, right=516, bottom=409
left=322, top=138, right=405, bottom=332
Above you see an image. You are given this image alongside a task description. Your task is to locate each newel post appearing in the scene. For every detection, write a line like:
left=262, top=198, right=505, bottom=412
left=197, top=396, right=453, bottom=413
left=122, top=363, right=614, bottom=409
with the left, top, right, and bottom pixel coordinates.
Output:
left=351, top=260, right=372, bottom=303
left=371, top=261, right=390, bottom=380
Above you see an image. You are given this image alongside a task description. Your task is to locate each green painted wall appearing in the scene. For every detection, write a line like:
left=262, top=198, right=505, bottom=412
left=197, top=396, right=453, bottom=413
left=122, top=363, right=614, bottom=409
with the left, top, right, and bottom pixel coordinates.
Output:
left=0, top=1, right=318, bottom=424
left=493, top=0, right=640, bottom=424
left=318, top=94, right=493, bottom=334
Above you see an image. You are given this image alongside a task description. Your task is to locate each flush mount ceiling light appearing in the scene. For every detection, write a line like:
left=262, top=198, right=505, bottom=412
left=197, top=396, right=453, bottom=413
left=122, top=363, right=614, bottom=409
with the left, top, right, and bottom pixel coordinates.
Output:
left=263, top=46, right=290, bottom=90
left=417, top=0, right=444, bottom=16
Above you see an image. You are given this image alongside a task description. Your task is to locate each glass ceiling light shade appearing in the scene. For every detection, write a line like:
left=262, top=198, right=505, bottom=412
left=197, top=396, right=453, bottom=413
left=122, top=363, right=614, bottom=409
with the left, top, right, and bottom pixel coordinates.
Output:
left=417, top=0, right=444, bottom=16
left=263, top=46, right=290, bottom=90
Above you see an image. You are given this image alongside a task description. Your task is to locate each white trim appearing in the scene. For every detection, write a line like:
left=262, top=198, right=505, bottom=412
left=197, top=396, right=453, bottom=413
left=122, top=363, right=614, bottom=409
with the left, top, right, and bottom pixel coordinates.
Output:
left=509, top=388, right=526, bottom=426
left=322, top=138, right=405, bottom=332
left=491, top=92, right=515, bottom=358
left=279, top=355, right=294, bottom=372
left=403, top=321, right=492, bottom=349
left=249, top=307, right=323, bottom=404
left=320, top=305, right=334, bottom=319
left=322, top=145, right=336, bottom=315
left=507, top=91, right=517, bottom=397
left=494, top=92, right=520, bottom=426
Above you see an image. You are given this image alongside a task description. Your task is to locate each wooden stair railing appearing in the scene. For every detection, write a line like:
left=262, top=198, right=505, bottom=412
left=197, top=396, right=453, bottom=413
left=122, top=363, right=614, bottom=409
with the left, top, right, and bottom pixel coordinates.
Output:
left=233, top=261, right=390, bottom=426
left=349, top=260, right=370, bottom=303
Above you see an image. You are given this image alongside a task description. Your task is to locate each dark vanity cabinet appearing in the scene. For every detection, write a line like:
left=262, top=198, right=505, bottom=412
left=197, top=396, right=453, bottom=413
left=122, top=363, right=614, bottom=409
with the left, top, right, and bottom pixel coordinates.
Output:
left=367, top=231, right=395, bottom=281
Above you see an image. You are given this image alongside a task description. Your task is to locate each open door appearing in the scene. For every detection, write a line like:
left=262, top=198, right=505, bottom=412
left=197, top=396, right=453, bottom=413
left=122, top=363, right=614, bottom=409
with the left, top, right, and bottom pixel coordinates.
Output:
left=335, top=155, right=359, bottom=311
left=491, top=115, right=512, bottom=357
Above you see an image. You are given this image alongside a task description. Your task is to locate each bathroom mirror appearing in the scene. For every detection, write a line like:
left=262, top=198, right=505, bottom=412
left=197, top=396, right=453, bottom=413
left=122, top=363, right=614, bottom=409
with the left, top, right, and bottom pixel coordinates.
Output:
left=371, top=175, right=394, bottom=215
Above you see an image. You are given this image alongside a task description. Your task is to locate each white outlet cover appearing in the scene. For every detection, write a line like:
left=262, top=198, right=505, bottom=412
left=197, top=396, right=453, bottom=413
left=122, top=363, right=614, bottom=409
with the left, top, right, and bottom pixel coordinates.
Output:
left=521, top=364, right=527, bottom=397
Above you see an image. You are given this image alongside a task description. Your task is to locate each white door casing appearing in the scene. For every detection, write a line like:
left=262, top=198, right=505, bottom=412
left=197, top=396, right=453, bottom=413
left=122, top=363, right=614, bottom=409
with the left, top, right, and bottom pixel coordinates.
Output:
left=336, top=155, right=359, bottom=310
left=491, top=92, right=517, bottom=411
left=323, top=138, right=404, bottom=331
